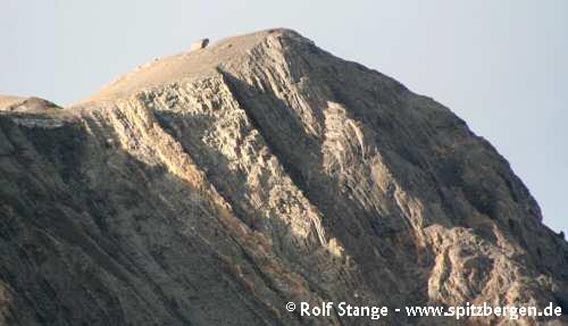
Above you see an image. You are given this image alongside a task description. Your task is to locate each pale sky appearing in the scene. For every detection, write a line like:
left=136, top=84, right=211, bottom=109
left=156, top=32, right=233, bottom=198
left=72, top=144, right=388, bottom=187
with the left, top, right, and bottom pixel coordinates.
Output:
left=2, top=0, right=566, bottom=235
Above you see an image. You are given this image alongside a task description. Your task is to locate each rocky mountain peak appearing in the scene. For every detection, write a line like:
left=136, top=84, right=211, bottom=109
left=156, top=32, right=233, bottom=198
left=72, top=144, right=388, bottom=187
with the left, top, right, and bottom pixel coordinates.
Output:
left=0, top=29, right=566, bottom=325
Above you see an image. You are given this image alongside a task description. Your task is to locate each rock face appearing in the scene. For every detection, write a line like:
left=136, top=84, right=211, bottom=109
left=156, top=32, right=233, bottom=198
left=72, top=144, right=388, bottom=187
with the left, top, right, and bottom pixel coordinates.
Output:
left=0, top=29, right=566, bottom=325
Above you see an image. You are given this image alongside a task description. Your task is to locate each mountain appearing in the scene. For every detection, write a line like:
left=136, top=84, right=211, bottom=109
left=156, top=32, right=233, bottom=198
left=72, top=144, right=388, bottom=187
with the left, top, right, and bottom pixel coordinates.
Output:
left=0, top=28, right=566, bottom=325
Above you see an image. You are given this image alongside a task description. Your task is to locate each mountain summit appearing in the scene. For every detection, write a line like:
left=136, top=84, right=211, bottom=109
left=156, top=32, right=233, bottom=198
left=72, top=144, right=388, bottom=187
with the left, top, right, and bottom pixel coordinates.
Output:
left=1, top=29, right=566, bottom=325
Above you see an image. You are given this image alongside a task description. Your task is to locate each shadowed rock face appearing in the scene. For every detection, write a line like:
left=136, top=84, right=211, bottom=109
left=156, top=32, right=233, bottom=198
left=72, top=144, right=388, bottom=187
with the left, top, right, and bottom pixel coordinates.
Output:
left=0, top=29, right=566, bottom=325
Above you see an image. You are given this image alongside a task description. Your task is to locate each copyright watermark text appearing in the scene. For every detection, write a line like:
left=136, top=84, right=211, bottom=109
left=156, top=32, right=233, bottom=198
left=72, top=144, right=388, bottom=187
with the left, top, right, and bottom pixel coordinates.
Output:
left=285, top=301, right=564, bottom=321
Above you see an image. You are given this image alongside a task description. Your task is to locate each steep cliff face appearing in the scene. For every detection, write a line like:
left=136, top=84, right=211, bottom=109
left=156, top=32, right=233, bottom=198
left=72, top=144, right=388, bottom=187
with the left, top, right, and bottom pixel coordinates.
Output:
left=0, top=29, right=566, bottom=325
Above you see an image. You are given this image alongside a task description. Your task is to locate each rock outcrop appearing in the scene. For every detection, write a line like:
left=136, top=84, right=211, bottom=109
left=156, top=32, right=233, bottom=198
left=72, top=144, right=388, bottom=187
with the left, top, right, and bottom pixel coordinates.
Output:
left=0, top=28, right=566, bottom=325
left=190, top=38, right=210, bottom=51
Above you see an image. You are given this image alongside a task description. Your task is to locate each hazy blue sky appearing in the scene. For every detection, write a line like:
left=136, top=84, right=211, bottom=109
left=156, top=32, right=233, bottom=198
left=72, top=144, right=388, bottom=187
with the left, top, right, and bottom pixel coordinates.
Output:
left=2, top=0, right=566, bottom=234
